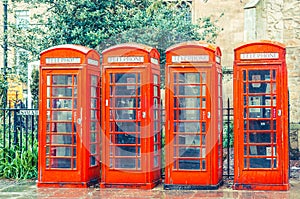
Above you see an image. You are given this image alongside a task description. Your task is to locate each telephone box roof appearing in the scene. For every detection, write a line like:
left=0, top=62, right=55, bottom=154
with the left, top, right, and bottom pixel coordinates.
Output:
left=234, top=40, right=285, bottom=51
left=102, top=43, right=156, bottom=54
left=166, top=41, right=220, bottom=55
left=41, top=44, right=94, bottom=55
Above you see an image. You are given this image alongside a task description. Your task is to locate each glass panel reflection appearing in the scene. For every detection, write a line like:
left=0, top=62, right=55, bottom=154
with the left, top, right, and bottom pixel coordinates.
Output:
left=52, top=87, right=73, bottom=97
left=182, top=110, right=200, bottom=120
left=115, top=158, right=136, bottom=169
left=249, top=132, right=272, bottom=143
left=175, top=135, right=200, bottom=145
left=249, top=120, right=272, bottom=130
left=52, top=111, right=72, bottom=121
left=179, top=159, right=200, bottom=170
left=176, top=98, right=200, bottom=108
left=115, top=122, right=138, bottom=132
left=114, top=134, right=137, bottom=144
left=51, top=158, right=72, bottom=168
left=115, top=146, right=137, bottom=156
left=179, top=86, right=200, bottom=96
left=249, top=158, right=273, bottom=168
left=52, top=75, right=73, bottom=85
left=114, top=86, right=138, bottom=96
left=174, top=122, right=200, bottom=132
left=115, top=73, right=140, bottom=84
left=51, top=135, right=73, bottom=144
left=248, top=70, right=271, bottom=93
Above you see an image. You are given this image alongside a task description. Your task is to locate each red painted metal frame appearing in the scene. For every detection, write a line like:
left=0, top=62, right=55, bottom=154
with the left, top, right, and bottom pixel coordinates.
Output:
left=164, top=41, right=223, bottom=189
left=38, top=44, right=101, bottom=188
left=233, top=40, right=289, bottom=191
left=100, top=43, right=161, bottom=189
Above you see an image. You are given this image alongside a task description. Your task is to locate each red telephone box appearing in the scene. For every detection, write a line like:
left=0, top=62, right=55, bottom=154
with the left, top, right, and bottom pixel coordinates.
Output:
left=233, top=40, right=289, bottom=190
left=164, top=41, right=223, bottom=189
left=37, top=44, right=101, bottom=188
left=100, top=43, right=161, bottom=189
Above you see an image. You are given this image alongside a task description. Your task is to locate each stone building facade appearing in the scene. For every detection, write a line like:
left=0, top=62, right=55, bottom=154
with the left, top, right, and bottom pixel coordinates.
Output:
left=193, top=0, right=300, bottom=124
left=0, top=0, right=299, bottom=123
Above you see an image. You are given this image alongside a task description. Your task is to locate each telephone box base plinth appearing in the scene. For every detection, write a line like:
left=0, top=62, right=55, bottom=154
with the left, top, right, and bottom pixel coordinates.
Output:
left=233, top=183, right=290, bottom=191
left=164, top=180, right=223, bottom=190
left=100, top=180, right=161, bottom=190
left=37, top=178, right=99, bottom=188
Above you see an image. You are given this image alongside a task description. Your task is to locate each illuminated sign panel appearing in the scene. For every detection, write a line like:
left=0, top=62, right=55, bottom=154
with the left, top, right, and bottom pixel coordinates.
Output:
left=88, top=58, right=99, bottom=66
left=45, top=57, right=81, bottom=64
left=108, top=56, right=144, bottom=63
left=172, top=55, right=209, bottom=63
left=240, top=53, right=279, bottom=60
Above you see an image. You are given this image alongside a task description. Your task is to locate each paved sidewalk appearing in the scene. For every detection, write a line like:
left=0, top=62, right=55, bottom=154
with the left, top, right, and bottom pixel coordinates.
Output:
left=0, top=179, right=300, bottom=199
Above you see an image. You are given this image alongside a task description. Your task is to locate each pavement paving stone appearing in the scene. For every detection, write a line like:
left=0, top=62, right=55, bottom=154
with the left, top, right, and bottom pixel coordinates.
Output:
left=0, top=179, right=299, bottom=198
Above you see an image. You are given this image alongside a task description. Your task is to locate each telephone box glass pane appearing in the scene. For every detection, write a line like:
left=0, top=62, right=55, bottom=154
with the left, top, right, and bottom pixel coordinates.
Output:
left=172, top=71, right=207, bottom=171
left=116, top=146, right=137, bottom=156
left=115, top=158, right=136, bottom=169
left=51, top=135, right=72, bottom=144
left=114, top=133, right=138, bottom=144
left=179, top=147, right=200, bottom=157
left=176, top=98, right=200, bottom=108
left=179, top=160, right=200, bottom=170
left=179, top=86, right=200, bottom=96
left=46, top=74, right=77, bottom=170
left=90, top=75, right=100, bottom=167
left=242, top=69, right=278, bottom=169
left=109, top=73, right=141, bottom=170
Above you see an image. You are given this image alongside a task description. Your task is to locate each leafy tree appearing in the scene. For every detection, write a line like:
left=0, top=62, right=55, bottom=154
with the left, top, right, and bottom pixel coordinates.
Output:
left=6, top=0, right=222, bottom=98
left=9, top=0, right=221, bottom=57
left=30, top=69, right=39, bottom=108
left=0, top=75, right=8, bottom=108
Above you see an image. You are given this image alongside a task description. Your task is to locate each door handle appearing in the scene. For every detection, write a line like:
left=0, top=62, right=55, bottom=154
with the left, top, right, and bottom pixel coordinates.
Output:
left=278, top=109, right=282, bottom=116
left=207, top=111, right=211, bottom=119
left=142, top=111, right=146, bottom=119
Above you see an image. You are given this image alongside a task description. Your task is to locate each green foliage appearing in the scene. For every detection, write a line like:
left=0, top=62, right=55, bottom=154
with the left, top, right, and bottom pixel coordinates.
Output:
left=0, top=75, right=8, bottom=108
left=30, top=69, right=39, bottom=108
left=0, top=141, right=38, bottom=180
left=7, top=0, right=222, bottom=104
left=223, top=121, right=234, bottom=148
left=9, top=0, right=222, bottom=59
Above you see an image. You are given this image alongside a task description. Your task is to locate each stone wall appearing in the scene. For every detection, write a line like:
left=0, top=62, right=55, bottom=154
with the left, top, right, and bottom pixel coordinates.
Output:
left=193, top=0, right=300, bottom=123
left=193, top=0, right=247, bottom=70
left=193, top=0, right=248, bottom=103
left=262, top=0, right=300, bottom=122
left=283, top=0, right=300, bottom=123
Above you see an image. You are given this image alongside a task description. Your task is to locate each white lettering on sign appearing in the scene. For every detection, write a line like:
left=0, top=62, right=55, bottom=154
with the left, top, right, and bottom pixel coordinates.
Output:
left=108, top=56, right=144, bottom=63
left=46, top=57, right=81, bottom=64
left=172, top=55, right=209, bottom=63
left=151, top=58, right=159, bottom=65
left=88, top=58, right=99, bottom=66
left=240, top=53, right=279, bottom=60
left=17, top=110, right=39, bottom=116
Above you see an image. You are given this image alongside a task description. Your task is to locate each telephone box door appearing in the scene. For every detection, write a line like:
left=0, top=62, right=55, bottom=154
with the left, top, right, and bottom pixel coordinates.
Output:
left=40, top=70, right=82, bottom=182
left=236, top=65, right=283, bottom=184
left=103, top=68, right=147, bottom=182
left=167, top=67, right=212, bottom=184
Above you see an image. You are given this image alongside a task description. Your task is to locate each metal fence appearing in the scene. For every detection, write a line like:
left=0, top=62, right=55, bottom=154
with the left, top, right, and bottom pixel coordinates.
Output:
left=3, top=101, right=300, bottom=181
left=0, top=102, right=235, bottom=176
left=0, top=107, right=39, bottom=152
left=223, top=98, right=234, bottom=177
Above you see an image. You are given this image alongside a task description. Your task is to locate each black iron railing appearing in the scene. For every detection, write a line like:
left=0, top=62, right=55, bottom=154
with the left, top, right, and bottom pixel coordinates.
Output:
left=0, top=107, right=38, bottom=152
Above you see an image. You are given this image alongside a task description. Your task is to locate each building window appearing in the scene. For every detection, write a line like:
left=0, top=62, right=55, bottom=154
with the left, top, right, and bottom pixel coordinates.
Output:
left=15, top=10, right=30, bottom=29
